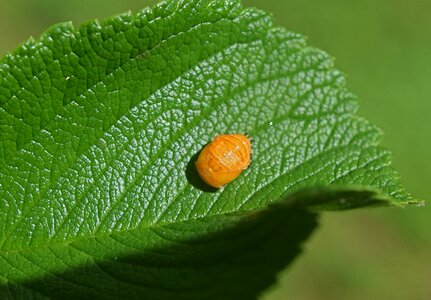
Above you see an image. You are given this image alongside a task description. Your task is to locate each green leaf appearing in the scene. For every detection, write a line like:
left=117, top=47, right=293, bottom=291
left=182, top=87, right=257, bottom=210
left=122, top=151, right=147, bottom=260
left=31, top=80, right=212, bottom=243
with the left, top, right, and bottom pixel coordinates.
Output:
left=0, top=0, right=416, bottom=298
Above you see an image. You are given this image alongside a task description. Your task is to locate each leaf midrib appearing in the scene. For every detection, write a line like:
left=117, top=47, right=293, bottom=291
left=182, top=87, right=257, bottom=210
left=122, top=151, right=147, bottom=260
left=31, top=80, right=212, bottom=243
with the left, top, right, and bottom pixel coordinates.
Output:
left=0, top=140, right=380, bottom=256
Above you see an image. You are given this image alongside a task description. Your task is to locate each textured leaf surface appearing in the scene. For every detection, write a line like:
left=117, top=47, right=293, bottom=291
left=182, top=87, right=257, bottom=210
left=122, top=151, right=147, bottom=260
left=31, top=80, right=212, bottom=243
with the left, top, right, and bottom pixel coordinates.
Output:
left=0, top=0, right=413, bottom=298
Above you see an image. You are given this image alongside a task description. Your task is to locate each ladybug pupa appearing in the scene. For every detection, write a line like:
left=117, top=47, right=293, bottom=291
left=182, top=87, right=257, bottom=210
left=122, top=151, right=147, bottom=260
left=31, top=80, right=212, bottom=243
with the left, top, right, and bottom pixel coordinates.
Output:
left=195, top=134, right=251, bottom=188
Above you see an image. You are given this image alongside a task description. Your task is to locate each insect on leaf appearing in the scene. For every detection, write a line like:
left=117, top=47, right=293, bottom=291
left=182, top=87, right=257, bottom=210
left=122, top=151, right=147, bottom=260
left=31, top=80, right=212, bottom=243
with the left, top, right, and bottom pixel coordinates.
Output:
left=0, top=0, right=417, bottom=298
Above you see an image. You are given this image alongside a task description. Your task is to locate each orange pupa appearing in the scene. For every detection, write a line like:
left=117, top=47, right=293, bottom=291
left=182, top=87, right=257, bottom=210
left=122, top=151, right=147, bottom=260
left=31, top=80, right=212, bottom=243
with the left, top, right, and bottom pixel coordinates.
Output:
left=195, top=134, right=251, bottom=188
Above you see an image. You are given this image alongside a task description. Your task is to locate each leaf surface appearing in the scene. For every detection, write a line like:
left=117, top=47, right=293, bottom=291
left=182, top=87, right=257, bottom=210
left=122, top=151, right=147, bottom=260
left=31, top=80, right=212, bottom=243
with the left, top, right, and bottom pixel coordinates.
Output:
left=0, top=0, right=413, bottom=298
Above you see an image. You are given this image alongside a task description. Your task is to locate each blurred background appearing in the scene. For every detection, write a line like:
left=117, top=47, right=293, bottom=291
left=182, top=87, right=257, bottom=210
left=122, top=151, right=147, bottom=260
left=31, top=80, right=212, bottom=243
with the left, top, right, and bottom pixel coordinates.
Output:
left=0, top=0, right=429, bottom=299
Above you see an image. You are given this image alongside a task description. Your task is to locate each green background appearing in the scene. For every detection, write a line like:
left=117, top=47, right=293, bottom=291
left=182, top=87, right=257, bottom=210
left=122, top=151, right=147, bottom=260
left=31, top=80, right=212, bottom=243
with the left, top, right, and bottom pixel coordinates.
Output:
left=0, top=0, right=430, bottom=299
